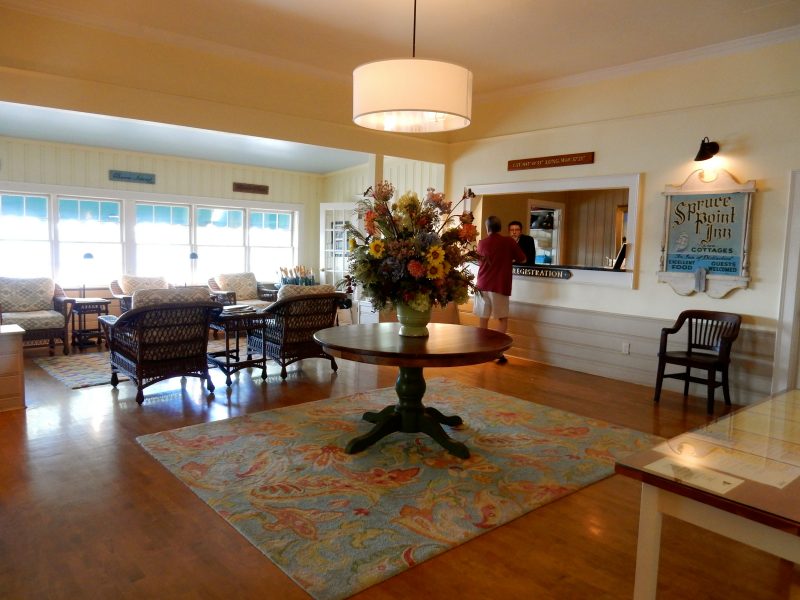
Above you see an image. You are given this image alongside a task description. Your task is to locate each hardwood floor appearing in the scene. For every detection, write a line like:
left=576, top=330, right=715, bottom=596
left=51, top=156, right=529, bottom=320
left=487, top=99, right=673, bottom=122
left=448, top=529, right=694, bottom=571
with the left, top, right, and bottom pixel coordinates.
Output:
left=0, top=346, right=796, bottom=599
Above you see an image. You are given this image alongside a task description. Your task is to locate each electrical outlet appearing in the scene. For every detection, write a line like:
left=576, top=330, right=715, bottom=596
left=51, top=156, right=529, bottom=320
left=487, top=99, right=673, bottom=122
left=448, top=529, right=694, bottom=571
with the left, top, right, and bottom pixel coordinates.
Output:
left=621, top=341, right=630, bottom=354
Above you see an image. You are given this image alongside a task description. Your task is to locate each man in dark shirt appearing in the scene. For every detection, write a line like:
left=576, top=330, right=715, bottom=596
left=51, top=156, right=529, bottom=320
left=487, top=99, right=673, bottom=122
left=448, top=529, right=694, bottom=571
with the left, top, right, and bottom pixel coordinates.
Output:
left=508, top=220, right=536, bottom=265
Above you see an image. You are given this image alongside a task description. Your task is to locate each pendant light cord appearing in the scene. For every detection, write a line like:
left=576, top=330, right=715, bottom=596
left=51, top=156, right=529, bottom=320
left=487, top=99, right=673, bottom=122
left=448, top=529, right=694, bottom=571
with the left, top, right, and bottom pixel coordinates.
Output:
left=412, top=0, right=417, bottom=58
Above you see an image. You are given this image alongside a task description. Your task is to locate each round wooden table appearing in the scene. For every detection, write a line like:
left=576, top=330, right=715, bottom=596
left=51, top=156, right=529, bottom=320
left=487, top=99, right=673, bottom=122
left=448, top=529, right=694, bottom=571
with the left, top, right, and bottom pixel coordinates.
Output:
left=314, top=323, right=512, bottom=458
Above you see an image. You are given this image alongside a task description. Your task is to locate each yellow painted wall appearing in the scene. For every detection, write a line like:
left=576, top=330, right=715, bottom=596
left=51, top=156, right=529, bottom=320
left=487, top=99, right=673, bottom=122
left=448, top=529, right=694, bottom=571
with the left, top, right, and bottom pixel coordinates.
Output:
left=448, top=40, right=800, bottom=328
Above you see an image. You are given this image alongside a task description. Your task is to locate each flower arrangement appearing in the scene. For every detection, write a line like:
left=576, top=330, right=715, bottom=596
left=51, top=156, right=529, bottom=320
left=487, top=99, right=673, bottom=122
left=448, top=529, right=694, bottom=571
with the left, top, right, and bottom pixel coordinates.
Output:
left=343, top=181, right=479, bottom=313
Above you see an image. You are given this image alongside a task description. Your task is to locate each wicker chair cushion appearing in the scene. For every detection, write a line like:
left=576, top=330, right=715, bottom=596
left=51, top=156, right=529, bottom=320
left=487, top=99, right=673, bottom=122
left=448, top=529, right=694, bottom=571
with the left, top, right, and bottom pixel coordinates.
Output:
left=215, top=272, right=258, bottom=301
left=277, top=284, right=336, bottom=301
left=131, top=287, right=210, bottom=308
left=119, top=275, right=169, bottom=295
left=1, top=310, right=65, bottom=329
left=0, top=277, right=55, bottom=312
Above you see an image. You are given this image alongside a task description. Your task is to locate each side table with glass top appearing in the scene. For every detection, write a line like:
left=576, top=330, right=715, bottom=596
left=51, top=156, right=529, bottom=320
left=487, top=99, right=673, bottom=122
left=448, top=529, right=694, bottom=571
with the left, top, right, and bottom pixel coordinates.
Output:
left=71, top=297, right=112, bottom=350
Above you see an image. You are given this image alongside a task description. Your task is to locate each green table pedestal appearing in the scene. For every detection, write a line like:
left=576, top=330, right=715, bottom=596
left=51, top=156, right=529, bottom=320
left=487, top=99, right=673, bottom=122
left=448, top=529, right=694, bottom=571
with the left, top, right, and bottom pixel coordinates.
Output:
left=345, top=366, right=469, bottom=459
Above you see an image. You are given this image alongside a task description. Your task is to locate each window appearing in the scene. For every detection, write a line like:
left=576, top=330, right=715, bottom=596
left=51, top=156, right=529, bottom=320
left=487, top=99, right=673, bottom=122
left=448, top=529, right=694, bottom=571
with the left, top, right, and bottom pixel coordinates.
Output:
left=0, top=194, right=51, bottom=277
left=57, top=197, right=122, bottom=286
left=196, top=207, right=245, bottom=281
left=249, top=210, right=294, bottom=281
left=135, top=203, right=191, bottom=282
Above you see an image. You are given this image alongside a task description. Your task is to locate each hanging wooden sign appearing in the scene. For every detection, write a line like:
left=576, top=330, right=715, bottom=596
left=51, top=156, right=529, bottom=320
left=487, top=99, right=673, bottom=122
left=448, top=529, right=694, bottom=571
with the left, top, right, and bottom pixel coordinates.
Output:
left=508, top=152, right=594, bottom=171
left=233, top=182, right=270, bottom=195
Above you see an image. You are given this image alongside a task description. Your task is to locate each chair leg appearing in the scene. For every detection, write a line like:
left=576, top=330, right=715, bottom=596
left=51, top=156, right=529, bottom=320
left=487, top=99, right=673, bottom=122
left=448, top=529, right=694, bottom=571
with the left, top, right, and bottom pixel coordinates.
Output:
left=49, top=337, right=55, bottom=356
left=111, top=371, right=119, bottom=387
left=205, top=369, right=215, bottom=392
left=280, top=365, right=287, bottom=379
left=683, top=367, right=691, bottom=397
left=136, top=387, right=145, bottom=404
left=722, top=367, right=732, bottom=405
left=653, top=358, right=665, bottom=403
left=330, top=356, right=338, bottom=372
left=706, top=369, right=716, bottom=415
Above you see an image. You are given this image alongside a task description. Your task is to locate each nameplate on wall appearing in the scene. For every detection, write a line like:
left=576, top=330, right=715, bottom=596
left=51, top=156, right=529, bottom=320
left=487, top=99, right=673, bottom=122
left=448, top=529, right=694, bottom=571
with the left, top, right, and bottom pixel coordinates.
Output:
left=109, top=170, right=156, bottom=184
left=233, top=182, right=270, bottom=195
left=513, top=266, right=573, bottom=280
left=508, top=152, right=594, bottom=171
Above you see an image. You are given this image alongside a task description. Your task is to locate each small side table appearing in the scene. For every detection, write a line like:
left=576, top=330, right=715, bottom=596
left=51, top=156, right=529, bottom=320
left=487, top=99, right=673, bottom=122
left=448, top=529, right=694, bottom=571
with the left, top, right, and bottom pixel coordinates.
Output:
left=71, top=298, right=112, bottom=351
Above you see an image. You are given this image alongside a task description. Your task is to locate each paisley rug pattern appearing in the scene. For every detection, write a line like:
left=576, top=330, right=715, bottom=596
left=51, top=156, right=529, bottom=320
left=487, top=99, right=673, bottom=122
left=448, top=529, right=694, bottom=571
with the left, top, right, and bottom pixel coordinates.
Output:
left=137, top=378, right=660, bottom=600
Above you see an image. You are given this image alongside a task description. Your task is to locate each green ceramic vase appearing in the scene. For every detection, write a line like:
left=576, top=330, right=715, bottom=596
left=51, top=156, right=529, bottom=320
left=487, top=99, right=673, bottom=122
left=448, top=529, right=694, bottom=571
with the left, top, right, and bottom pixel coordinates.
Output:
left=395, top=303, right=431, bottom=337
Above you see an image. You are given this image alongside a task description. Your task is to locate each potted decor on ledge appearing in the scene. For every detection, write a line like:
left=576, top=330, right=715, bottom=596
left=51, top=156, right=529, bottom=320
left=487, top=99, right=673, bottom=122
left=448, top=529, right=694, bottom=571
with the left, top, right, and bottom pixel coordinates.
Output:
left=344, top=182, right=479, bottom=337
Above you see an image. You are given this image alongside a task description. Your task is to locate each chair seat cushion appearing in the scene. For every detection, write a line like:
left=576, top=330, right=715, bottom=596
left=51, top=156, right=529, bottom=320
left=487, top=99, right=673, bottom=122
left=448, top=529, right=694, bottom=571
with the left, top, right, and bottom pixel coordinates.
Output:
left=277, top=284, right=336, bottom=301
left=1, top=310, right=65, bottom=330
left=662, top=350, right=723, bottom=367
left=216, top=273, right=258, bottom=301
left=131, top=287, right=211, bottom=308
left=119, top=275, right=169, bottom=295
left=0, top=277, right=55, bottom=312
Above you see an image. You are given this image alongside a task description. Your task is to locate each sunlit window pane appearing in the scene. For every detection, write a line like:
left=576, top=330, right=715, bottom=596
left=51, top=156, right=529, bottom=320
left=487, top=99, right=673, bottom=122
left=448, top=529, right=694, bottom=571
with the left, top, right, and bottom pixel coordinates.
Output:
left=0, top=241, right=51, bottom=277
left=136, top=244, right=192, bottom=283
left=195, top=246, right=245, bottom=281
left=196, top=207, right=244, bottom=246
left=249, top=247, right=292, bottom=282
left=0, top=194, right=49, bottom=240
left=58, top=242, right=122, bottom=287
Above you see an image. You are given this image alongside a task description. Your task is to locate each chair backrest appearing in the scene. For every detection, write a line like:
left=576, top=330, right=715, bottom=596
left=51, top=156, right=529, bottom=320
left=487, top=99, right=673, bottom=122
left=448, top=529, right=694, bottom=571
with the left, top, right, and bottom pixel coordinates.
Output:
left=266, top=292, right=347, bottom=343
left=115, top=275, right=170, bottom=295
left=276, top=284, right=336, bottom=301
left=680, top=310, right=742, bottom=353
left=131, top=287, right=210, bottom=308
left=0, top=277, right=56, bottom=312
left=212, top=272, right=258, bottom=301
left=113, top=301, right=222, bottom=361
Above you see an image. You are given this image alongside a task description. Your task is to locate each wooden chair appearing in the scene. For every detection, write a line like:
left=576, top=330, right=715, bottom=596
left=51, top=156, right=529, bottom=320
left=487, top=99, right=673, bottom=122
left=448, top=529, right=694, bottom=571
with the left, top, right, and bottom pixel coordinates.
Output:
left=653, top=310, right=742, bottom=414
left=99, top=288, right=222, bottom=404
left=0, top=277, right=73, bottom=355
left=246, top=290, right=351, bottom=379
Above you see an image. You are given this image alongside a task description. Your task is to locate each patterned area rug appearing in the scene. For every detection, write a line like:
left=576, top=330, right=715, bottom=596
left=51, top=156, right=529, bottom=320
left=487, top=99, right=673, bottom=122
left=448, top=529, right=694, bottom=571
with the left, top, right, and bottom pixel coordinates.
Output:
left=34, top=352, right=128, bottom=389
left=137, top=378, right=661, bottom=600
left=33, top=340, right=240, bottom=389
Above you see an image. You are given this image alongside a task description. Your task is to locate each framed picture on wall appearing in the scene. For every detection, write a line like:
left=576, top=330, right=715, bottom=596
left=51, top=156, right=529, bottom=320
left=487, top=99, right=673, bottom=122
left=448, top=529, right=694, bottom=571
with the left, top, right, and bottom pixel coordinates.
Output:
left=657, top=169, right=756, bottom=298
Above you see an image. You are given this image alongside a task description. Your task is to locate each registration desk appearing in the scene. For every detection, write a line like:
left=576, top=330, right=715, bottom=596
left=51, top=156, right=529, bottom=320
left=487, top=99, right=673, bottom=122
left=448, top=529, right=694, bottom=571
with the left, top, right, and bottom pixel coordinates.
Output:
left=615, top=390, right=800, bottom=598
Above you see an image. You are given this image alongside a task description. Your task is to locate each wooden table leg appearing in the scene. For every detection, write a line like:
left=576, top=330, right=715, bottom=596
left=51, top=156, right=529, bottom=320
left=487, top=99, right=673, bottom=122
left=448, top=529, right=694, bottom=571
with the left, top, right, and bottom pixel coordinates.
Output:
left=633, top=483, right=663, bottom=600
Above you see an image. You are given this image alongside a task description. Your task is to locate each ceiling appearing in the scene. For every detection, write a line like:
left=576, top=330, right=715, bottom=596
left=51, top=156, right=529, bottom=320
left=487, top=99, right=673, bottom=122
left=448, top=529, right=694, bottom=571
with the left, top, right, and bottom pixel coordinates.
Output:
left=1, top=0, right=799, bottom=173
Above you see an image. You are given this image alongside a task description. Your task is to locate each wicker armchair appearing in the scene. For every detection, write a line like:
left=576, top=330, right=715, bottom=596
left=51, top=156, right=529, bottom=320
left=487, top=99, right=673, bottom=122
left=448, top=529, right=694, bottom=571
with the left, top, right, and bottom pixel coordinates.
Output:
left=0, top=277, right=73, bottom=355
left=208, top=273, right=277, bottom=307
left=99, top=288, right=222, bottom=404
left=247, top=290, right=351, bottom=379
left=110, top=275, right=170, bottom=312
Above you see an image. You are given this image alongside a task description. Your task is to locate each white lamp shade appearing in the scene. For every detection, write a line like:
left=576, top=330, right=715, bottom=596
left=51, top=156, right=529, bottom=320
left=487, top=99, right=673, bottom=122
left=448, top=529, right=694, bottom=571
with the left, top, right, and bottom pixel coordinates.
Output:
left=353, top=59, right=473, bottom=133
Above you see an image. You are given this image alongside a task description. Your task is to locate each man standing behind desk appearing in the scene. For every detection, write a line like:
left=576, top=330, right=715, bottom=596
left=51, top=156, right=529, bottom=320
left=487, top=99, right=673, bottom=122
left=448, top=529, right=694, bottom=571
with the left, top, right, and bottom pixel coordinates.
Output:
left=474, top=216, right=527, bottom=363
left=508, top=220, right=536, bottom=265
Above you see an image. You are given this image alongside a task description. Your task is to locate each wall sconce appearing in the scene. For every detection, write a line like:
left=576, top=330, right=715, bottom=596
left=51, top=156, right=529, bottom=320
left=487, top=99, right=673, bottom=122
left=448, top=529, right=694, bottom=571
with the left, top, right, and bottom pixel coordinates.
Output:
left=81, top=252, right=94, bottom=298
left=694, top=137, right=720, bottom=162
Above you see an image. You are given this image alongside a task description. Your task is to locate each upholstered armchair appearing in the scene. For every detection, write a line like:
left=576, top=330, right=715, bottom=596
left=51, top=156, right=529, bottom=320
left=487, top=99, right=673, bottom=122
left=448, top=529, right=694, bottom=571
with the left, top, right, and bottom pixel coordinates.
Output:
left=208, top=272, right=277, bottom=307
left=246, top=284, right=350, bottom=379
left=0, top=277, right=73, bottom=355
left=109, top=275, right=170, bottom=312
left=99, top=288, right=222, bottom=404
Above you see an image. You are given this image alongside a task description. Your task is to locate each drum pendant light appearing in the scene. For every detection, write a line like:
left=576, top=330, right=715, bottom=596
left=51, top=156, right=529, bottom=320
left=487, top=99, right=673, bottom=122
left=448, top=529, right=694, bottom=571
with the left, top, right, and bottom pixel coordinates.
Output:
left=353, top=0, right=472, bottom=133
